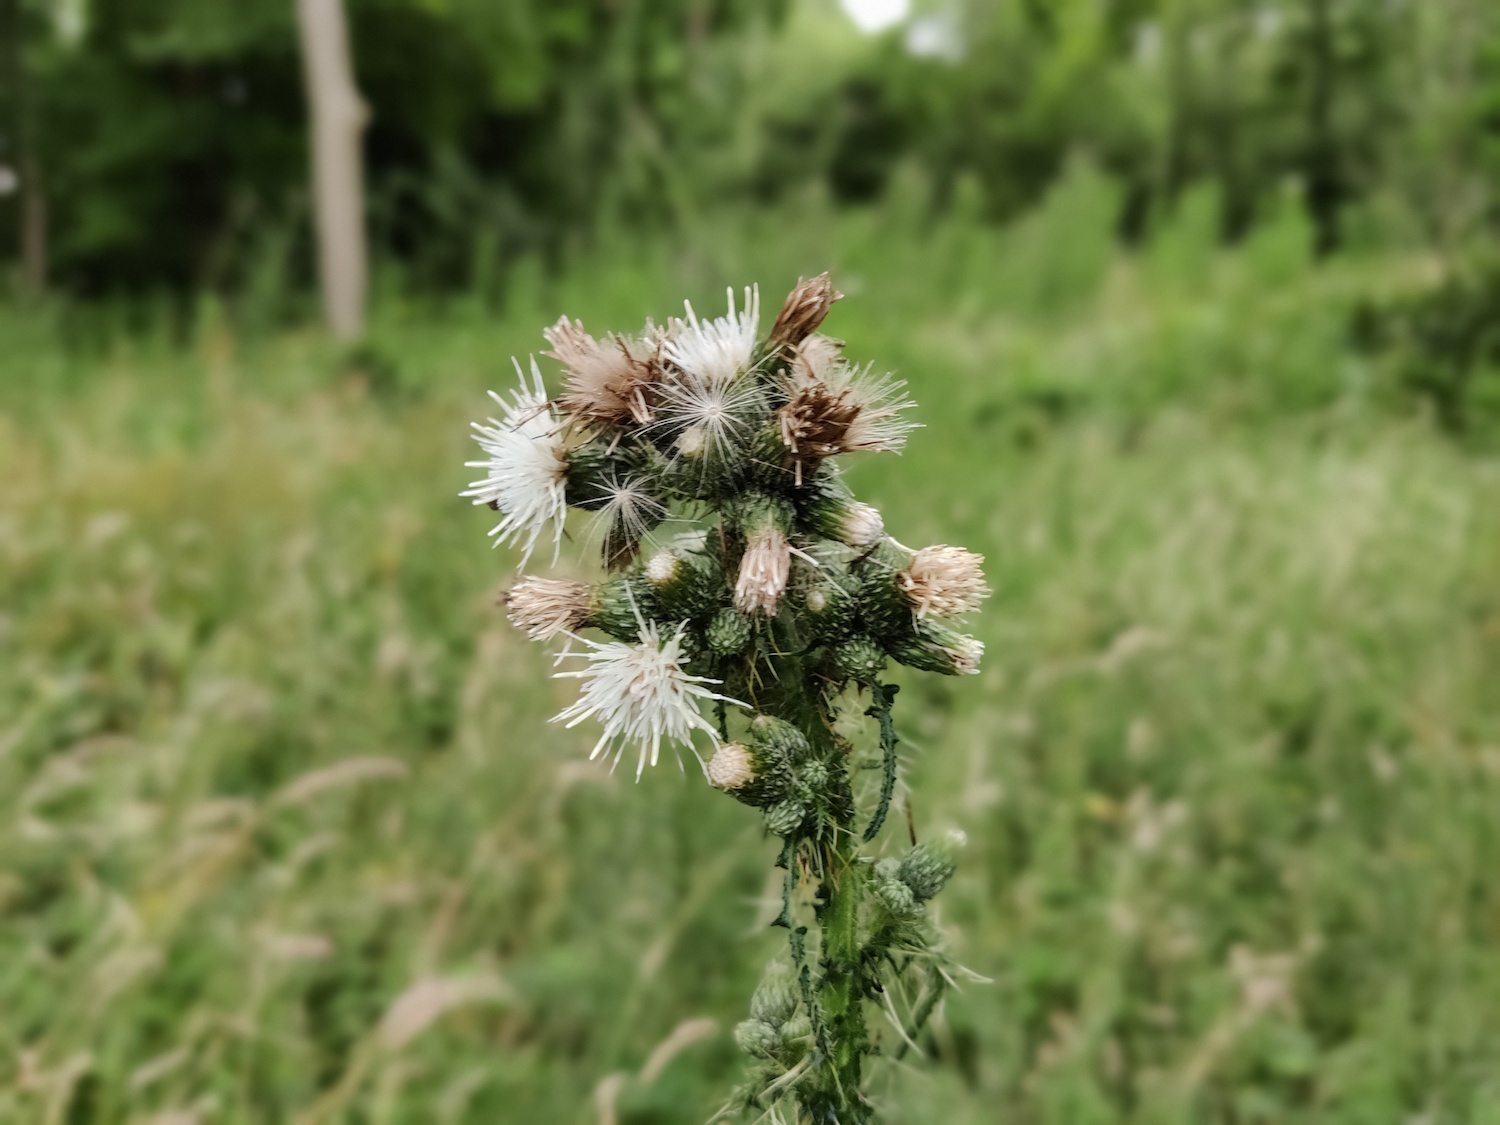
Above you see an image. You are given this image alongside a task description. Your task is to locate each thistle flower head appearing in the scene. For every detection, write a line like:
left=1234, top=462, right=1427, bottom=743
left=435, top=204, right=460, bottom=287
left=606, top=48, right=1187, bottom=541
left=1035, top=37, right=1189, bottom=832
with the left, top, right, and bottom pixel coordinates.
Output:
left=735, top=525, right=791, bottom=616
left=899, top=545, right=990, bottom=618
left=665, top=286, right=761, bottom=385
left=706, top=743, right=756, bottom=791
left=504, top=576, right=592, bottom=640
left=652, top=367, right=766, bottom=468
left=768, top=273, right=842, bottom=351
left=840, top=502, right=885, bottom=548
left=552, top=621, right=740, bottom=779
left=545, top=316, right=661, bottom=427
left=460, top=357, right=569, bottom=565
left=779, top=338, right=918, bottom=469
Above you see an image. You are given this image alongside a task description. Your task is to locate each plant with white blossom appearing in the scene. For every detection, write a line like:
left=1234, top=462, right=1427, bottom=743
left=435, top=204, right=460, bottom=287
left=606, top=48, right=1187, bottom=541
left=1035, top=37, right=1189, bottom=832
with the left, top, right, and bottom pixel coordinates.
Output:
left=464, top=275, right=988, bottom=1122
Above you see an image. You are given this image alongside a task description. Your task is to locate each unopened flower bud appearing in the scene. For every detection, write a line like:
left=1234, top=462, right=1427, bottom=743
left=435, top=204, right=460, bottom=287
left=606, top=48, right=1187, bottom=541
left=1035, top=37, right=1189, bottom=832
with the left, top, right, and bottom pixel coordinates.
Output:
left=749, top=714, right=811, bottom=764
left=504, top=577, right=592, bottom=640
left=763, top=798, right=808, bottom=836
left=898, top=830, right=965, bottom=901
left=854, top=540, right=918, bottom=637
left=706, top=740, right=794, bottom=808
left=798, top=758, right=830, bottom=795
left=832, top=635, right=886, bottom=682
left=801, top=479, right=885, bottom=549
left=872, top=859, right=919, bottom=916
left=644, top=548, right=723, bottom=619
left=750, top=963, right=800, bottom=1027
left=779, top=1014, right=813, bottom=1051
left=769, top=273, right=841, bottom=351
left=706, top=607, right=754, bottom=657
left=889, top=620, right=983, bottom=676
left=735, top=1018, right=781, bottom=1059
left=587, top=575, right=659, bottom=641
left=899, top=545, right=989, bottom=619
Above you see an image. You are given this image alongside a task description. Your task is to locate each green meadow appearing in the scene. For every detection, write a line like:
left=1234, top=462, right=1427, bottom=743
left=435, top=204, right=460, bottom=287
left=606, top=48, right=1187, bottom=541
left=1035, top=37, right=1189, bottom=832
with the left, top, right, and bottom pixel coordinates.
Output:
left=4, top=176, right=1500, bottom=1123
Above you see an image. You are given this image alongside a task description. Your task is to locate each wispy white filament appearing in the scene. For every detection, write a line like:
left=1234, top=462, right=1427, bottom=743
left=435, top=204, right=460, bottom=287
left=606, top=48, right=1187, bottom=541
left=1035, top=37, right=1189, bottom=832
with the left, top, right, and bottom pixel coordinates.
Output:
left=665, top=286, right=760, bottom=385
left=461, top=357, right=569, bottom=565
left=552, top=621, right=742, bottom=779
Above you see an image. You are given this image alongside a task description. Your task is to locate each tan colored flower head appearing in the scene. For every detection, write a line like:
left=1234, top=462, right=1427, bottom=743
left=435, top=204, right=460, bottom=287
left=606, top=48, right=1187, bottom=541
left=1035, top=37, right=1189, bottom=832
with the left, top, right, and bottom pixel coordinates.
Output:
left=504, top=576, right=592, bottom=640
left=735, top=526, right=791, bottom=616
left=778, top=337, right=917, bottom=477
left=898, top=546, right=990, bottom=619
left=544, top=316, right=661, bottom=427
left=706, top=743, right=756, bottom=791
left=768, top=273, right=842, bottom=351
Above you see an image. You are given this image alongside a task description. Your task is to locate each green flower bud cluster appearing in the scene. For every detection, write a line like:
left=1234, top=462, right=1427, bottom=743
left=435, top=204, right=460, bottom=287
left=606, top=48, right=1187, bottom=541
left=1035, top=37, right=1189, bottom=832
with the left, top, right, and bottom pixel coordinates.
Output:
left=735, top=962, right=810, bottom=1067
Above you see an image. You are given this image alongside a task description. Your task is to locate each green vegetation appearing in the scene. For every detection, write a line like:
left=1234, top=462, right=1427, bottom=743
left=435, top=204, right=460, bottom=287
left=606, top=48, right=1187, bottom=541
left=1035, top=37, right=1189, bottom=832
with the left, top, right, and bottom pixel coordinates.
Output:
left=4, top=180, right=1499, bottom=1122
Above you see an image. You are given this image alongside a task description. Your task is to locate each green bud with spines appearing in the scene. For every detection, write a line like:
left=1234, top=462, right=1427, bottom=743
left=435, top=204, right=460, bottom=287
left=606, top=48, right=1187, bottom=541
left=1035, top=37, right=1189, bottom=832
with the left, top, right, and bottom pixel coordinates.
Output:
left=734, top=1019, right=781, bottom=1060
left=587, top=576, right=658, bottom=641
left=853, top=539, right=918, bottom=637
left=833, top=634, right=886, bottom=682
left=898, top=830, right=965, bottom=901
left=887, top=618, right=984, bottom=677
left=750, top=963, right=800, bottom=1027
left=644, top=548, right=726, bottom=621
left=706, top=741, right=795, bottom=809
left=779, top=1014, right=813, bottom=1053
left=799, top=558, right=861, bottom=641
left=727, top=491, right=796, bottom=538
left=872, top=858, right=919, bottom=916
left=748, top=714, right=812, bottom=765
left=764, top=798, right=808, bottom=836
left=706, top=606, right=755, bottom=657
left=799, top=474, right=886, bottom=549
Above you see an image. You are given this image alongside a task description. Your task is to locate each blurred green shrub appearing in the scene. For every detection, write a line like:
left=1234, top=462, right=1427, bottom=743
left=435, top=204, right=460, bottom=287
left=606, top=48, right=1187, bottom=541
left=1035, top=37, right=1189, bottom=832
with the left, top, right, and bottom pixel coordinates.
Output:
left=1351, top=263, right=1500, bottom=440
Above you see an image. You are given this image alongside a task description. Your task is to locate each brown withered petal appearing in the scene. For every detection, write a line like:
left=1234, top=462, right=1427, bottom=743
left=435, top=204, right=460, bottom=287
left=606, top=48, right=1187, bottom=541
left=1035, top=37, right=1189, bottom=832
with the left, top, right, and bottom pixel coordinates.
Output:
left=768, top=273, right=842, bottom=352
left=544, top=316, right=661, bottom=427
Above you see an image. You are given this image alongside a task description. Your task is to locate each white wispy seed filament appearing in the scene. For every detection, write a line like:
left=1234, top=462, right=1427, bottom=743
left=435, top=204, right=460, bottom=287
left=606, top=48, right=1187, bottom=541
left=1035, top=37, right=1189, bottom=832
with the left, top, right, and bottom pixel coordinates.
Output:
left=460, top=356, right=569, bottom=566
left=552, top=621, right=742, bottom=779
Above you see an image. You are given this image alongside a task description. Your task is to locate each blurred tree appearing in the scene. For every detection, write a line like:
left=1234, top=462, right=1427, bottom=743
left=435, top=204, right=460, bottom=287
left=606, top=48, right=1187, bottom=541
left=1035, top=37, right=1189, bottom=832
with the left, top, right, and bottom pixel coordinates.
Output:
left=296, top=0, right=367, bottom=339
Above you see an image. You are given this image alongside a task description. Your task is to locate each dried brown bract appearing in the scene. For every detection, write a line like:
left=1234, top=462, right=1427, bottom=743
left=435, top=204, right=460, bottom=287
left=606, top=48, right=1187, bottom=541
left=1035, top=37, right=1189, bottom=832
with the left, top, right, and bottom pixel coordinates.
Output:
left=768, top=273, right=842, bottom=352
left=544, top=316, right=662, bottom=427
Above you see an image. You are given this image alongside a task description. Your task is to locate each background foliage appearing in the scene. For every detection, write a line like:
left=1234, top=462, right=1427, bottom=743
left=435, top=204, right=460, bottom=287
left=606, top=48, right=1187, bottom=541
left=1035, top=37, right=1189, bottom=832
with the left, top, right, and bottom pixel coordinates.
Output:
left=3, top=1, right=1500, bottom=1123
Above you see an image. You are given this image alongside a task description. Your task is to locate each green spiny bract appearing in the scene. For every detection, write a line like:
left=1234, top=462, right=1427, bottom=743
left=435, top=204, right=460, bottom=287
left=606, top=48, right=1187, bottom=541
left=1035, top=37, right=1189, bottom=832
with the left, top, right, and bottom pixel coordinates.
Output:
left=471, top=274, right=988, bottom=1123
left=897, top=831, right=964, bottom=901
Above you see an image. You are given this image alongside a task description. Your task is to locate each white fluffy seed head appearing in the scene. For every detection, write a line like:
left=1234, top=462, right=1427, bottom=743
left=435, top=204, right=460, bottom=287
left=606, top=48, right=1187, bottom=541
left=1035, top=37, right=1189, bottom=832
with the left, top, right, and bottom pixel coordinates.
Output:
left=734, top=526, right=791, bottom=617
left=460, top=356, right=569, bottom=566
left=840, top=502, right=885, bottom=548
left=948, top=635, right=984, bottom=675
left=899, top=546, right=990, bottom=618
left=706, top=743, right=756, bottom=791
left=664, top=286, right=760, bottom=385
left=504, top=577, right=592, bottom=641
left=645, top=550, right=680, bottom=584
left=551, top=621, right=741, bottom=779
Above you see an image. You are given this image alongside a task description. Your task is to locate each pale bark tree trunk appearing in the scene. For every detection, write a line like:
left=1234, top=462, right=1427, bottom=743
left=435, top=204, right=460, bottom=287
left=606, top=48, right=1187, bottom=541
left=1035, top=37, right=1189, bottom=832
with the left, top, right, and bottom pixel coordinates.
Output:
left=295, top=0, right=368, bottom=340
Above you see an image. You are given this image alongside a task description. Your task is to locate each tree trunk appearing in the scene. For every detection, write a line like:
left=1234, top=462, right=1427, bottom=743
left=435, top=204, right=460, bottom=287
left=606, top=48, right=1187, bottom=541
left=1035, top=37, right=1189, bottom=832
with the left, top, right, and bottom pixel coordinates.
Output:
left=295, top=0, right=368, bottom=340
left=3, top=0, right=46, bottom=295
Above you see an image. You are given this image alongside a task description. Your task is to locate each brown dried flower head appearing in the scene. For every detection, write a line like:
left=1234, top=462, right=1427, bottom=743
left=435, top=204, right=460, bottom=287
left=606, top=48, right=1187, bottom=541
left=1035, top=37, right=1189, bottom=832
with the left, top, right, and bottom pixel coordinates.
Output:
left=778, top=336, right=917, bottom=479
left=504, top=576, right=593, bottom=640
left=544, top=316, right=662, bottom=427
left=898, top=546, right=990, bottom=619
left=768, top=273, right=842, bottom=352
left=734, top=526, right=791, bottom=617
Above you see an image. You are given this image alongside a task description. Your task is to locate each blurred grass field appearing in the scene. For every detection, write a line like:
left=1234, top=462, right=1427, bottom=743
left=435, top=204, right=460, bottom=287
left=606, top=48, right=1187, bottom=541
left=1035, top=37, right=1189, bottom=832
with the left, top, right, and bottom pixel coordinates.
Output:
left=4, top=173, right=1500, bottom=1124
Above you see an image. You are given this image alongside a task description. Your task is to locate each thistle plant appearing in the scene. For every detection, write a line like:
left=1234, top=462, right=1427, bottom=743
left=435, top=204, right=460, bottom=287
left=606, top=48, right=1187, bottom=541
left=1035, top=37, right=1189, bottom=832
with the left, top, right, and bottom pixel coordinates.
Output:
left=463, top=275, right=988, bottom=1122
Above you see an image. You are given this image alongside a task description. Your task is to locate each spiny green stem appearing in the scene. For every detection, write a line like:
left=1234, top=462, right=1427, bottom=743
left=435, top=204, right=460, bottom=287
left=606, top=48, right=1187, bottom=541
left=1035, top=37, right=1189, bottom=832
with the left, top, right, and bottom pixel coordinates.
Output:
left=862, top=681, right=900, bottom=842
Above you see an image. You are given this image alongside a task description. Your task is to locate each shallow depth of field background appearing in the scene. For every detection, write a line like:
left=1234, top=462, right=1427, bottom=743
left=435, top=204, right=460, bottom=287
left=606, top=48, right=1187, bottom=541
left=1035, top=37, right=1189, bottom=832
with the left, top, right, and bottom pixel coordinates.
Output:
left=4, top=1, right=1500, bottom=1122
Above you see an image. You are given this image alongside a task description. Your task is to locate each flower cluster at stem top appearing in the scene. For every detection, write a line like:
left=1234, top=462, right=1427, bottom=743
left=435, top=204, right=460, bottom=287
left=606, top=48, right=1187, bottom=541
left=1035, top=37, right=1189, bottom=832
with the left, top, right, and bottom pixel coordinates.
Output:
left=463, top=274, right=990, bottom=780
